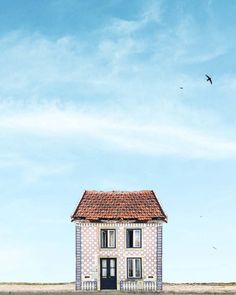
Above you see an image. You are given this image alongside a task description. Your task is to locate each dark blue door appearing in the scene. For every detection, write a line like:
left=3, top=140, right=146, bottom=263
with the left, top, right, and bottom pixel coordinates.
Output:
left=100, top=258, right=117, bottom=289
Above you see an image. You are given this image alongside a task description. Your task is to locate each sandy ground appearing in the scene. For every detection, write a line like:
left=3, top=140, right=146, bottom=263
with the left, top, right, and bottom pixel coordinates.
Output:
left=0, top=283, right=236, bottom=293
left=164, top=283, right=236, bottom=293
left=0, top=283, right=74, bottom=292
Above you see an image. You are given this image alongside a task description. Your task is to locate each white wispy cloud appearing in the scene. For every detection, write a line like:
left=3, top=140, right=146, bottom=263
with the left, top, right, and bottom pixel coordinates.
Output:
left=0, top=151, right=75, bottom=182
left=0, top=2, right=234, bottom=161
left=106, top=0, right=162, bottom=36
left=0, top=103, right=236, bottom=159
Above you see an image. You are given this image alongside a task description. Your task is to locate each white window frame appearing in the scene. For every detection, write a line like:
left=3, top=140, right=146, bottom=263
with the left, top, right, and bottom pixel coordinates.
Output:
left=101, top=229, right=116, bottom=248
left=126, top=229, right=141, bottom=248
left=127, top=258, right=142, bottom=279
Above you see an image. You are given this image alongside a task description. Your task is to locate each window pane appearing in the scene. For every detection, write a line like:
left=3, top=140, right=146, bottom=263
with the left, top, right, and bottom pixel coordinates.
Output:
left=102, top=268, right=107, bottom=278
left=108, top=230, right=115, bottom=247
left=110, top=259, right=115, bottom=268
left=128, top=259, right=133, bottom=278
left=102, top=259, right=107, bottom=268
left=127, top=230, right=133, bottom=247
left=110, top=268, right=115, bottom=277
left=135, top=259, right=141, bottom=278
left=101, top=230, right=107, bottom=248
left=134, top=230, right=141, bottom=247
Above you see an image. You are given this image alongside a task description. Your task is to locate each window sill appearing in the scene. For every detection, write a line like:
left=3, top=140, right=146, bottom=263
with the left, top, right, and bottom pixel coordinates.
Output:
left=100, top=247, right=116, bottom=250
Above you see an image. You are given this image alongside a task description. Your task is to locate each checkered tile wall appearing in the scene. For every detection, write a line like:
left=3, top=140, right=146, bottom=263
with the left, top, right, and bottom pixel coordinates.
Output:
left=76, top=222, right=162, bottom=289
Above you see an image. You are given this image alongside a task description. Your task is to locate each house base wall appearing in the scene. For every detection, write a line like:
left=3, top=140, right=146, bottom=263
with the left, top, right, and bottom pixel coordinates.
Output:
left=75, top=221, right=163, bottom=292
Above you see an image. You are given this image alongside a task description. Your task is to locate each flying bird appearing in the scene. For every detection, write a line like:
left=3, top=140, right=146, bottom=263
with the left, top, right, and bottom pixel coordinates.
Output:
left=205, top=74, right=212, bottom=84
left=180, top=87, right=183, bottom=89
left=212, top=246, right=217, bottom=250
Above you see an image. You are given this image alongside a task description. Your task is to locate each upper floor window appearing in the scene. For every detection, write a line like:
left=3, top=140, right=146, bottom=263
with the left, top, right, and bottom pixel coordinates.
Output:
left=101, top=229, right=116, bottom=248
left=126, top=229, right=141, bottom=248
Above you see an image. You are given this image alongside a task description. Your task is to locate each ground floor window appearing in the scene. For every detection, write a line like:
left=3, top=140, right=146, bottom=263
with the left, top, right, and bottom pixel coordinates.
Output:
left=127, top=258, right=142, bottom=279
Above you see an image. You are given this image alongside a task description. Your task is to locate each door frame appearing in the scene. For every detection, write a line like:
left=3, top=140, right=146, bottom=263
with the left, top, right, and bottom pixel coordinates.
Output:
left=100, top=257, right=117, bottom=290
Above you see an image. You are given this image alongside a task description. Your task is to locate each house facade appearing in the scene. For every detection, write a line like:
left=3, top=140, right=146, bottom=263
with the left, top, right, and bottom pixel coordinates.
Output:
left=71, top=190, right=167, bottom=292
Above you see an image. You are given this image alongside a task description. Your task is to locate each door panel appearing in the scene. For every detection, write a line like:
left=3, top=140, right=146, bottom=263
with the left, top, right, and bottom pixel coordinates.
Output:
left=100, top=258, right=117, bottom=289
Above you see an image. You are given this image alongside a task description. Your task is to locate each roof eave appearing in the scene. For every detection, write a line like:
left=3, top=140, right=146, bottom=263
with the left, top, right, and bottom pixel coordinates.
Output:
left=72, top=216, right=167, bottom=223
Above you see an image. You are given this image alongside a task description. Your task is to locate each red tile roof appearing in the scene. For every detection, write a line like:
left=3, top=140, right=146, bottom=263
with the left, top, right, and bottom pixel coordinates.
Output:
left=71, top=190, right=167, bottom=222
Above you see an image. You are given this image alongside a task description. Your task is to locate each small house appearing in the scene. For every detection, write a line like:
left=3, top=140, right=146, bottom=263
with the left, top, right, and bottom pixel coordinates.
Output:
left=71, top=190, right=167, bottom=292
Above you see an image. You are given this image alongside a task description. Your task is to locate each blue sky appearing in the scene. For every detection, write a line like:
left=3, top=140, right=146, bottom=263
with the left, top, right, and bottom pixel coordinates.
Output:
left=0, top=0, right=236, bottom=283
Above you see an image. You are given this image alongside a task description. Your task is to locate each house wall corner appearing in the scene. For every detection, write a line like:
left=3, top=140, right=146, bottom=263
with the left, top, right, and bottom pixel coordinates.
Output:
left=156, top=224, right=163, bottom=291
left=75, top=224, right=82, bottom=290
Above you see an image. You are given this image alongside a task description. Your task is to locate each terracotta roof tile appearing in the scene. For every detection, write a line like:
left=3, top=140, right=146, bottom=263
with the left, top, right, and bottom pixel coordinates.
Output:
left=71, top=190, right=167, bottom=222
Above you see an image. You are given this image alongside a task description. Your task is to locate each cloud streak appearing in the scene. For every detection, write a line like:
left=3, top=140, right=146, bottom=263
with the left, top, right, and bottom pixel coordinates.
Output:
left=1, top=104, right=236, bottom=159
left=0, top=2, right=235, bottom=161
